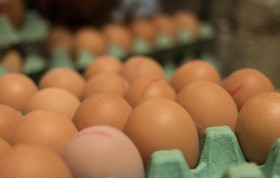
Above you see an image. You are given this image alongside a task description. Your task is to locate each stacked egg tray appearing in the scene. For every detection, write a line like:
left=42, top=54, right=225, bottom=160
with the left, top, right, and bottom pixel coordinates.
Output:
left=146, top=126, right=280, bottom=178
left=0, top=9, right=217, bottom=83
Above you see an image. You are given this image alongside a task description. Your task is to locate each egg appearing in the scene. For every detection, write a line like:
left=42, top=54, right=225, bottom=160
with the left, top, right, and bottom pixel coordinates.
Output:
left=170, top=60, right=221, bottom=93
left=63, top=125, right=144, bottom=178
left=73, top=93, right=132, bottom=131
left=0, top=144, right=72, bottom=178
left=0, top=73, right=38, bottom=111
left=83, top=55, right=123, bottom=80
left=1, top=49, right=22, bottom=73
left=24, top=87, right=80, bottom=119
left=44, top=26, right=74, bottom=55
left=176, top=81, right=238, bottom=135
left=125, top=76, right=176, bottom=107
left=235, top=92, right=280, bottom=164
left=130, top=18, right=156, bottom=44
left=173, top=11, right=200, bottom=37
left=0, top=137, right=11, bottom=155
left=39, top=68, right=86, bottom=99
left=10, top=110, right=78, bottom=154
left=0, top=104, right=22, bottom=141
left=81, top=73, right=129, bottom=100
left=121, top=55, right=166, bottom=83
left=124, top=98, right=199, bottom=168
left=152, top=13, right=177, bottom=41
left=0, top=0, right=25, bottom=28
left=73, top=27, right=107, bottom=57
left=222, top=68, right=275, bottom=110
left=103, top=23, right=133, bottom=53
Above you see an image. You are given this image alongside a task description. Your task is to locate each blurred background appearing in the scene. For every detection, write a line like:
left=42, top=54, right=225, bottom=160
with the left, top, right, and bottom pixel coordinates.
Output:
left=1, top=0, right=280, bottom=87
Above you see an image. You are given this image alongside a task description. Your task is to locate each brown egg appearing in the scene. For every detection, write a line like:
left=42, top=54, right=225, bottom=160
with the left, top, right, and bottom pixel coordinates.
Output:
left=82, top=73, right=129, bottom=100
left=173, top=11, right=200, bottom=37
left=0, top=104, right=22, bottom=141
left=124, top=98, right=199, bottom=168
left=39, top=68, right=86, bottom=99
left=152, top=13, right=177, bottom=40
left=222, top=68, right=275, bottom=111
left=0, top=144, right=72, bottom=178
left=103, top=23, right=133, bottom=53
left=73, top=27, right=107, bottom=57
left=44, top=26, right=74, bottom=54
left=24, top=87, right=80, bottom=119
left=130, top=18, right=156, bottom=44
left=170, top=60, right=221, bottom=93
left=10, top=110, right=78, bottom=154
left=125, top=76, right=176, bottom=107
left=0, top=0, right=25, bottom=28
left=0, top=73, right=38, bottom=111
left=73, top=93, right=132, bottom=131
left=0, top=137, right=11, bottom=155
left=121, top=55, right=166, bottom=83
left=176, top=81, right=238, bottom=135
left=1, top=50, right=22, bottom=73
left=235, top=92, right=280, bottom=164
left=83, top=55, right=123, bottom=80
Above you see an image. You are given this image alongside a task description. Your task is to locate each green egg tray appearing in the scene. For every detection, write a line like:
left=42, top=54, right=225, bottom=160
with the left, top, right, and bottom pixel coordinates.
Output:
left=0, top=12, right=217, bottom=84
left=145, top=126, right=280, bottom=178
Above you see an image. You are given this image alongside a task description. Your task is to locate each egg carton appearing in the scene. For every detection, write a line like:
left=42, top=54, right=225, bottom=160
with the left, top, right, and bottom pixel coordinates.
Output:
left=0, top=21, right=215, bottom=84
left=0, top=9, right=49, bottom=49
left=0, top=9, right=49, bottom=78
left=145, top=126, right=280, bottom=178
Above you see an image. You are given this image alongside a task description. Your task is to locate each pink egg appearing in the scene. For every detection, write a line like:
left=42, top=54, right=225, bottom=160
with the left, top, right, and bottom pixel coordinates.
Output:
left=63, top=125, right=145, bottom=178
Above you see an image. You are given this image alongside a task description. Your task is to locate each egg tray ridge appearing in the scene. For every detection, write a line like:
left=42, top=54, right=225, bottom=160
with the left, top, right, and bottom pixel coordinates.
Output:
left=145, top=126, right=280, bottom=178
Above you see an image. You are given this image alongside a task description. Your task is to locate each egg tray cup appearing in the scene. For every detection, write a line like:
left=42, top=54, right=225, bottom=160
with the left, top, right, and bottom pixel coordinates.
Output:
left=145, top=126, right=280, bottom=178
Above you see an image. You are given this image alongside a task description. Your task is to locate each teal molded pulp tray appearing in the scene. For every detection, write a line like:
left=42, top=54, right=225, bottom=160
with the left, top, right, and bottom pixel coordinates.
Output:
left=146, top=126, right=280, bottom=178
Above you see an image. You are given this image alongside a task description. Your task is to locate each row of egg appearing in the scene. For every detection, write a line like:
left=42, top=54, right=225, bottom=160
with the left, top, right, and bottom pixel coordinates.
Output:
left=44, top=10, right=200, bottom=60
left=0, top=10, right=203, bottom=77
left=0, top=54, right=277, bottom=177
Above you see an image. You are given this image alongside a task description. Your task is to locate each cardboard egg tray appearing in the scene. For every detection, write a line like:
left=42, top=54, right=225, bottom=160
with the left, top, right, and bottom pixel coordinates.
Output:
left=145, top=126, right=280, bottom=178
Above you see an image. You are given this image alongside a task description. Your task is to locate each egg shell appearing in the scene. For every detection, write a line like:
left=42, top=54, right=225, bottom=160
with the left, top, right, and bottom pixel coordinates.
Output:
left=0, top=73, right=38, bottom=111
left=121, top=55, right=166, bottom=83
left=1, top=50, right=22, bottom=73
left=73, top=93, right=132, bottom=131
left=103, top=23, right=133, bottom=53
left=63, top=125, right=144, bottom=178
left=44, top=26, right=74, bottom=55
left=235, top=92, right=280, bottom=164
left=9, top=110, right=78, bottom=154
left=176, top=81, right=238, bottom=135
left=0, top=104, right=22, bottom=141
left=24, top=87, right=80, bottom=119
left=39, top=68, right=86, bottom=99
left=125, top=76, right=176, bottom=107
left=0, top=0, right=25, bottom=28
left=82, top=73, right=129, bottom=100
left=0, top=137, right=11, bottom=155
left=130, top=18, right=156, bottom=44
left=83, top=55, right=123, bottom=80
left=73, top=27, right=107, bottom=56
left=170, top=60, right=221, bottom=93
left=0, top=144, right=72, bottom=178
left=222, top=68, right=275, bottom=111
left=173, top=11, right=200, bottom=37
left=152, top=13, right=177, bottom=40
left=124, top=98, right=199, bottom=168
